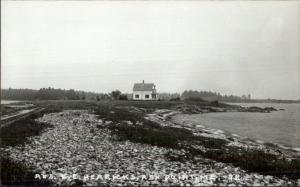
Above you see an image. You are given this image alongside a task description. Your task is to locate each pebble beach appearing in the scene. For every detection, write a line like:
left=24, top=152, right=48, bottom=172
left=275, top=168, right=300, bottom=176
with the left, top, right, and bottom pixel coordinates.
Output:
left=3, top=110, right=296, bottom=186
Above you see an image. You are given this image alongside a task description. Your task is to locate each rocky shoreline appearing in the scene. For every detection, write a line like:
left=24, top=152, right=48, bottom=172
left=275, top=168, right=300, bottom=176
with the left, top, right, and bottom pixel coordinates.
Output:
left=146, top=109, right=299, bottom=159
left=172, top=103, right=278, bottom=114
left=2, top=110, right=298, bottom=186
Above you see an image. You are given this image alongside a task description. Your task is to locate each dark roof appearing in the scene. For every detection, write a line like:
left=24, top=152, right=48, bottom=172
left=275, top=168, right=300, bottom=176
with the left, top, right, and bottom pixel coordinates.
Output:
left=133, top=83, right=155, bottom=91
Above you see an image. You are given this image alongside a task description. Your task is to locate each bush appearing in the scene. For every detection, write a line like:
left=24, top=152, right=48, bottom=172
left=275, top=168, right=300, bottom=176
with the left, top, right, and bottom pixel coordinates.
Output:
left=169, top=97, right=181, bottom=101
left=111, top=90, right=121, bottom=100
left=210, top=100, right=219, bottom=106
left=119, top=94, right=128, bottom=100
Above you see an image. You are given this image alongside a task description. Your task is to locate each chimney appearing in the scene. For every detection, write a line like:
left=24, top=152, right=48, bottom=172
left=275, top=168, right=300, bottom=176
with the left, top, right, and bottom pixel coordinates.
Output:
left=142, top=80, right=144, bottom=84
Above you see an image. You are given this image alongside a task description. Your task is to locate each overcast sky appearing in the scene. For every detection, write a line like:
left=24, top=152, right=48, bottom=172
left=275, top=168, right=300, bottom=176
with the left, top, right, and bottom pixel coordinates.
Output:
left=2, top=1, right=300, bottom=99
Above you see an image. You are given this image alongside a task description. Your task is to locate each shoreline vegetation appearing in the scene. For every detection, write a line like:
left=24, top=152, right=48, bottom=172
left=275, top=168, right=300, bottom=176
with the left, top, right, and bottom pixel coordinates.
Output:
left=1, top=100, right=299, bottom=186
left=2, top=88, right=300, bottom=103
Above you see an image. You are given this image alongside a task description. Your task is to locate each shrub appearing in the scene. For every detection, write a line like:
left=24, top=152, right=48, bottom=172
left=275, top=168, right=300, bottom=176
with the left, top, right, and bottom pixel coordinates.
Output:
left=170, top=97, right=181, bottom=101
left=119, top=94, right=128, bottom=100
left=210, top=100, right=219, bottom=106
left=110, top=90, right=121, bottom=100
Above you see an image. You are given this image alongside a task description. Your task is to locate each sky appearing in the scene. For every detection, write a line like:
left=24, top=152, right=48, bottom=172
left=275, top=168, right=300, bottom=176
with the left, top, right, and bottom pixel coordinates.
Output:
left=2, top=1, right=300, bottom=100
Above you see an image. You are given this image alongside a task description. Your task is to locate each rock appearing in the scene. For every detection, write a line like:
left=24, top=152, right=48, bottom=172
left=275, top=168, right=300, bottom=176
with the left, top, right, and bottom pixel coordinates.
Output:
left=242, top=106, right=277, bottom=113
left=116, top=151, right=123, bottom=155
left=124, top=121, right=133, bottom=125
left=105, top=121, right=112, bottom=125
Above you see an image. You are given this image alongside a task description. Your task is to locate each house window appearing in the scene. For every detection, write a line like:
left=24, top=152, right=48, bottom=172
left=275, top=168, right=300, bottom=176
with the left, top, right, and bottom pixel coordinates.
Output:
left=135, top=94, right=139, bottom=99
left=145, top=94, right=149, bottom=99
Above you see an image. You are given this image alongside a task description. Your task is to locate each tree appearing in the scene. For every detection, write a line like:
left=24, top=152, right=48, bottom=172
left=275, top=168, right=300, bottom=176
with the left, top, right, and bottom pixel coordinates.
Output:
left=96, top=96, right=100, bottom=101
left=81, top=93, right=86, bottom=100
left=119, top=94, right=128, bottom=100
left=110, top=90, right=121, bottom=100
left=66, top=89, right=80, bottom=100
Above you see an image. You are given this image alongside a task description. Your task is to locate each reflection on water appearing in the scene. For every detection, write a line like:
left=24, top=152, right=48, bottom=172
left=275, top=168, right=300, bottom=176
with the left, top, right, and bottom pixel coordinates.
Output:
left=1, top=100, right=22, bottom=105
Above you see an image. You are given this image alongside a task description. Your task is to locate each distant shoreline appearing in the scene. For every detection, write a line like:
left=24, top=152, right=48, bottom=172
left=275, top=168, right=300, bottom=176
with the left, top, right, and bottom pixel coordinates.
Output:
left=2, top=99, right=300, bottom=105
left=223, top=100, right=300, bottom=104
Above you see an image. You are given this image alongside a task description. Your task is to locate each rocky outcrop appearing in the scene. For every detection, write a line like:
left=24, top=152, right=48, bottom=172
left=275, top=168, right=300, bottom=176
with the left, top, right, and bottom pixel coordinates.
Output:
left=173, top=104, right=226, bottom=114
left=149, top=109, right=298, bottom=159
left=173, top=104, right=278, bottom=114
left=238, top=106, right=277, bottom=113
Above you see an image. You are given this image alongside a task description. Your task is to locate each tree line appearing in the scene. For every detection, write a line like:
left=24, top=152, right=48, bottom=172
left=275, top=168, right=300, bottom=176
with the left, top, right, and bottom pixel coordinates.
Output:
left=2, top=88, right=251, bottom=102
left=1, top=88, right=110, bottom=101
left=2, top=88, right=298, bottom=103
left=181, top=90, right=251, bottom=102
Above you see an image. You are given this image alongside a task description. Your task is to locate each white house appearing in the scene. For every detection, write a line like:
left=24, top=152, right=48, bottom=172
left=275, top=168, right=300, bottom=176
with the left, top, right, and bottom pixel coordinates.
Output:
left=133, top=80, right=157, bottom=100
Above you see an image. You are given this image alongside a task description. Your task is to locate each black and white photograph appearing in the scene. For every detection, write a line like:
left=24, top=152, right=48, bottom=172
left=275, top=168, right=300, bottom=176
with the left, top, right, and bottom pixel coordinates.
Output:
left=1, top=0, right=300, bottom=186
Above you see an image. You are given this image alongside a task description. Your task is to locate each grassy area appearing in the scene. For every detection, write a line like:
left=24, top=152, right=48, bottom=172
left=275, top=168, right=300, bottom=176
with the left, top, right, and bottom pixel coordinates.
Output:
left=105, top=122, right=227, bottom=150
left=95, top=105, right=146, bottom=124
left=0, top=105, right=22, bottom=116
left=0, top=104, right=65, bottom=147
left=32, top=99, right=230, bottom=112
left=32, top=100, right=99, bottom=112
left=0, top=117, right=53, bottom=147
left=94, top=103, right=227, bottom=150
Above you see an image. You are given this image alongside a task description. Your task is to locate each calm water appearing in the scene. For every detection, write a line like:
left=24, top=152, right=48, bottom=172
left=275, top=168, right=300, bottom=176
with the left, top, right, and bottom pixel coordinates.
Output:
left=174, top=103, right=300, bottom=149
left=1, top=100, right=22, bottom=105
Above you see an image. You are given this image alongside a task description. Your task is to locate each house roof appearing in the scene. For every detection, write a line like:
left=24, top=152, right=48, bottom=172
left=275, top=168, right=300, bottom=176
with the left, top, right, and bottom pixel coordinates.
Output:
left=133, top=83, right=155, bottom=91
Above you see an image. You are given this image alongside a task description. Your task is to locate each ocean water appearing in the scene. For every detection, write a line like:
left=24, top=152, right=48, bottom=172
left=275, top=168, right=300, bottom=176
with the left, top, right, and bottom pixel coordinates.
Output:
left=1, top=100, right=22, bottom=105
left=174, top=103, right=300, bottom=150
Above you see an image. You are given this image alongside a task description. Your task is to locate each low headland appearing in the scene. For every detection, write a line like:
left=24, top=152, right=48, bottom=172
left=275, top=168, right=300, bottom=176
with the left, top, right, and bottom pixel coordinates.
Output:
left=1, top=100, right=299, bottom=186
